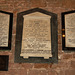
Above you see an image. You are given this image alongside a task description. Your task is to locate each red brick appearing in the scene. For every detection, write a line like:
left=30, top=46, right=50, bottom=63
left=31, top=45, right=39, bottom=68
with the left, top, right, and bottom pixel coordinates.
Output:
left=0, top=4, right=10, bottom=8
left=58, top=29, right=62, bottom=34
left=5, top=0, right=14, bottom=4
left=11, top=46, right=15, bottom=54
left=20, top=69, right=27, bottom=75
left=58, top=45, right=62, bottom=51
left=13, top=15, right=17, bottom=25
left=9, top=54, right=14, bottom=63
left=58, top=23, right=62, bottom=30
left=0, top=9, right=13, bottom=12
left=14, top=0, right=26, bottom=2
left=12, top=16, right=17, bottom=34
left=0, top=51, right=10, bottom=55
left=65, top=69, right=75, bottom=75
left=13, top=10, right=17, bottom=17
left=30, top=0, right=46, bottom=7
left=58, top=70, right=65, bottom=75
left=46, top=0, right=62, bottom=7
left=58, top=35, right=62, bottom=44
left=34, top=63, right=49, bottom=69
left=71, top=60, right=75, bottom=69
left=9, top=69, right=20, bottom=75
left=9, top=63, right=20, bottom=69
left=14, top=8, right=31, bottom=13
left=52, top=60, right=70, bottom=69
left=73, top=53, right=75, bottom=58
left=62, top=0, right=75, bottom=8
left=63, top=54, right=73, bottom=59
left=0, top=0, right=6, bottom=4
left=48, top=69, right=57, bottom=75
left=0, top=0, right=14, bottom=9
left=0, top=72, right=7, bottom=75
left=49, top=63, right=53, bottom=68
left=12, top=26, right=16, bottom=34
left=21, top=63, right=33, bottom=69
left=12, top=35, right=16, bottom=47
left=14, top=0, right=29, bottom=9
left=28, top=70, right=47, bottom=75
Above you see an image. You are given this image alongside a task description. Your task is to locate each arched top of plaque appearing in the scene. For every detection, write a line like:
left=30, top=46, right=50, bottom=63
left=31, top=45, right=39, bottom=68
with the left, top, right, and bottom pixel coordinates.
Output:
left=15, top=8, right=58, bottom=63
left=17, top=8, right=57, bottom=18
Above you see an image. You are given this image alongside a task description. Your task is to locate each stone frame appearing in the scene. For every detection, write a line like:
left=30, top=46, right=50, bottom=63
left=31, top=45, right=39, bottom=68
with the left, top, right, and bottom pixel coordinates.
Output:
left=0, top=11, right=13, bottom=50
left=15, top=8, right=58, bottom=63
left=62, top=10, right=75, bottom=51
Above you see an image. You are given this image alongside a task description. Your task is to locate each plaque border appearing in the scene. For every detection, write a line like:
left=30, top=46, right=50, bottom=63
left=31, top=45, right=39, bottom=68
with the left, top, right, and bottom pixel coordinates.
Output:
left=62, top=10, right=75, bottom=51
left=15, top=8, right=58, bottom=63
left=0, top=55, right=9, bottom=71
left=0, top=11, right=13, bottom=50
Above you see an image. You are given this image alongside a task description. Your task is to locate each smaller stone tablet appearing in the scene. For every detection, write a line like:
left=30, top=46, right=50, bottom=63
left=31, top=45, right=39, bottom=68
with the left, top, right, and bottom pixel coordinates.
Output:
left=0, top=11, right=13, bottom=50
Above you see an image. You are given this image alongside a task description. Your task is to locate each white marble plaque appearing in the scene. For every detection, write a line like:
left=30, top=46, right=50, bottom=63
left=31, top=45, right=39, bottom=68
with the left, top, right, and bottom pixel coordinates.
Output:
left=0, top=13, right=10, bottom=47
left=65, top=13, right=75, bottom=47
left=20, top=12, right=52, bottom=59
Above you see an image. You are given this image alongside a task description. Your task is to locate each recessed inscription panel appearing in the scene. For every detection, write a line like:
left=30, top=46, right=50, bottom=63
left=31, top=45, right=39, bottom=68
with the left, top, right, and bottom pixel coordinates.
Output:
left=65, top=13, right=75, bottom=47
left=20, top=12, right=52, bottom=59
left=0, top=13, right=10, bottom=47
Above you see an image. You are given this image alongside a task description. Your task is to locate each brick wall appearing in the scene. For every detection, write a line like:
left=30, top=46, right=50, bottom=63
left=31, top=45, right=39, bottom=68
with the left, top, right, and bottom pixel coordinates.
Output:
left=0, top=0, right=75, bottom=75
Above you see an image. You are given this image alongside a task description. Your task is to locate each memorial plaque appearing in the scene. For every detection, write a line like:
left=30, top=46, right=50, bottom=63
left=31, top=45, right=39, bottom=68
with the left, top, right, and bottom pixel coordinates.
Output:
left=62, top=10, right=75, bottom=51
left=0, top=11, right=13, bottom=50
left=20, top=12, right=52, bottom=59
left=15, top=8, right=58, bottom=63
left=0, top=55, right=9, bottom=71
